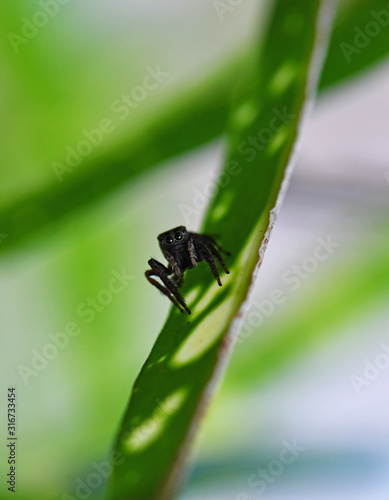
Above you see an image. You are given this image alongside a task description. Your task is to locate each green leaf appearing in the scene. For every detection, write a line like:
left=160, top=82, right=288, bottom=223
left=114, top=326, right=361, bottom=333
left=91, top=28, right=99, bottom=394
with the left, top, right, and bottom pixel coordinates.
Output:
left=320, top=0, right=389, bottom=89
left=109, top=1, right=337, bottom=499
left=0, top=0, right=387, bottom=256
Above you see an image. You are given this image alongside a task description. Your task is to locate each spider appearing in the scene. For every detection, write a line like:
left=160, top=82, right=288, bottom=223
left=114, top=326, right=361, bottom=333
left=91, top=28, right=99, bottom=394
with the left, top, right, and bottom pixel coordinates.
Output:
left=145, top=226, right=230, bottom=314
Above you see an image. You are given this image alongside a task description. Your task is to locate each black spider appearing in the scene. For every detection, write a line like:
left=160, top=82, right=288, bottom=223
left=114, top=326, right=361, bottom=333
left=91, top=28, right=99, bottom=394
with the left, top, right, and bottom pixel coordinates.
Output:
left=145, top=226, right=230, bottom=314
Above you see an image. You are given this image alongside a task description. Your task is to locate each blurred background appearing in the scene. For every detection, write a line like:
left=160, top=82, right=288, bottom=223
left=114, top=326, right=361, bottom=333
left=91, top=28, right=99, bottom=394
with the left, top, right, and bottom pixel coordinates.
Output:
left=1, top=0, right=389, bottom=499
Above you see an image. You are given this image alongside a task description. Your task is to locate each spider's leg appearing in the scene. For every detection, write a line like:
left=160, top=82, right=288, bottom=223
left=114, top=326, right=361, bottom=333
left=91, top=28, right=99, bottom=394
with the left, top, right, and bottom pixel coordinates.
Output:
left=146, top=259, right=183, bottom=311
left=199, top=246, right=223, bottom=286
left=203, top=235, right=231, bottom=255
left=166, top=263, right=184, bottom=288
left=145, top=269, right=184, bottom=313
left=146, top=259, right=191, bottom=314
left=188, top=239, right=197, bottom=268
left=151, top=259, right=170, bottom=275
left=171, top=272, right=184, bottom=289
left=164, top=251, right=181, bottom=276
left=206, top=243, right=230, bottom=275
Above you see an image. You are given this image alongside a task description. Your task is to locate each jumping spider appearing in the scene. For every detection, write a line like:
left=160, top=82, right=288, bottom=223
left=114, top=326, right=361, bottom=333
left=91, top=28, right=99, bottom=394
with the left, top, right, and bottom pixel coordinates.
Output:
left=145, top=226, right=230, bottom=314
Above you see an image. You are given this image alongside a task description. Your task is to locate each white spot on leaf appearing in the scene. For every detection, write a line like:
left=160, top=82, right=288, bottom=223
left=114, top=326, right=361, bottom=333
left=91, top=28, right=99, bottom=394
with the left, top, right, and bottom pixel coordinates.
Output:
left=267, top=127, right=289, bottom=156
left=269, top=61, right=297, bottom=95
left=171, top=295, right=235, bottom=367
left=185, top=286, right=202, bottom=307
left=232, top=100, right=259, bottom=130
left=123, top=388, right=187, bottom=453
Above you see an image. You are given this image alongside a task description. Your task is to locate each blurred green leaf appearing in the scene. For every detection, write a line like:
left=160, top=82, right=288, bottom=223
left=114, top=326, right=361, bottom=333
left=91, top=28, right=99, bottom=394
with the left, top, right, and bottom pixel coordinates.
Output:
left=0, top=60, right=234, bottom=253
left=109, top=1, right=336, bottom=499
left=320, top=0, right=389, bottom=88
left=0, top=0, right=388, bottom=256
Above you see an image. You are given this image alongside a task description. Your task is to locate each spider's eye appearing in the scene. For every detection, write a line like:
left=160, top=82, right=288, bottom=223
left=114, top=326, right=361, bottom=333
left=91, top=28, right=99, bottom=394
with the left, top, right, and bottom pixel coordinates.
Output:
left=175, top=232, right=183, bottom=241
left=166, top=235, right=174, bottom=245
left=159, top=238, right=164, bottom=244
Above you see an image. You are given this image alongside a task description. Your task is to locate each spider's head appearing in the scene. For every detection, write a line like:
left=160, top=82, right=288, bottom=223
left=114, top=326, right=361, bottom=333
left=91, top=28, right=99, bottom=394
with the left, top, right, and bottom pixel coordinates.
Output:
left=158, top=226, right=188, bottom=253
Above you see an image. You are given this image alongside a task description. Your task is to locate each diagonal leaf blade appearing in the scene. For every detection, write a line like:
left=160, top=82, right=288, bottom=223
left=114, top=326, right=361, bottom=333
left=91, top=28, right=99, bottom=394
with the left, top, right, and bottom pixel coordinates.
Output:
left=109, top=1, right=337, bottom=499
